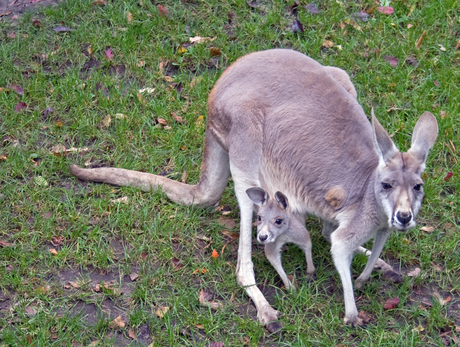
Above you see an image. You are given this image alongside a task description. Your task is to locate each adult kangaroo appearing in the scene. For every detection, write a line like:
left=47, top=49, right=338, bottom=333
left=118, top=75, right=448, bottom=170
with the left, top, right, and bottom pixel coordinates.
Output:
left=70, top=49, right=438, bottom=329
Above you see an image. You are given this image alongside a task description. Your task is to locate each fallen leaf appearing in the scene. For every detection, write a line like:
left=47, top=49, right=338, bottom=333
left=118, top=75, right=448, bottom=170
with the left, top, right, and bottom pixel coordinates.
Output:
left=157, top=118, right=168, bottom=126
left=292, top=19, right=304, bottom=33
left=358, top=310, right=371, bottom=323
left=433, top=292, right=451, bottom=306
left=102, top=115, right=112, bottom=128
left=55, top=120, right=63, bottom=127
left=43, top=107, right=53, bottom=116
left=246, top=0, right=259, bottom=8
left=195, top=115, right=204, bottom=125
left=322, top=40, right=334, bottom=48
left=212, top=249, right=219, bottom=258
left=352, top=12, right=369, bottom=22
left=109, top=316, right=125, bottom=329
left=0, top=11, right=12, bottom=17
left=217, top=217, right=236, bottom=229
left=52, top=144, right=67, bottom=157
left=137, top=60, right=145, bottom=67
left=177, top=45, right=188, bottom=54
left=344, top=19, right=362, bottom=31
left=189, top=36, right=216, bottom=44
left=105, top=48, right=114, bottom=60
left=413, top=325, right=424, bottom=332
left=53, top=25, right=73, bottom=32
left=0, top=154, right=7, bottom=161
left=68, top=281, right=80, bottom=288
left=170, top=111, right=184, bottom=123
left=222, top=230, right=239, bottom=240
left=440, top=110, right=448, bottom=119
left=209, top=343, right=225, bottom=347
left=9, top=84, right=24, bottom=95
left=128, top=328, right=137, bottom=341
left=0, top=241, right=11, bottom=247
left=114, top=113, right=127, bottom=119
left=304, top=3, right=320, bottom=14
left=126, top=11, right=133, bottom=22
left=199, top=289, right=223, bottom=309
left=156, top=306, right=169, bottom=318
left=407, top=267, right=421, bottom=277
left=407, top=23, right=413, bottom=29
left=378, top=6, right=394, bottom=15
left=92, top=0, right=107, bottom=5
left=420, top=226, right=434, bottom=232
left=415, top=30, right=427, bottom=50
left=164, top=76, right=174, bottom=82
left=7, top=32, right=15, bottom=38
left=14, top=102, right=27, bottom=112
left=129, top=273, right=139, bottom=281
left=190, top=76, right=202, bottom=88
left=158, top=5, right=169, bottom=16
left=439, top=44, right=446, bottom=52
left=110, top=196, right=128, bottom=204
left=433, top=80, right=440, bottom=87
left=406, top=57, right=419, bottom=67
left=34, top=176, right=49, bottom=187
left=443, top=172, right=453, bottom=181
left=51, top=236, right=65, bottom=246
left=383, top=297, right=400, bottom=310
left=383, top=55, right=398, bottom=67
left=49, top=248, right=58, bottom=255
left=210, top=47, right=221, bottom=57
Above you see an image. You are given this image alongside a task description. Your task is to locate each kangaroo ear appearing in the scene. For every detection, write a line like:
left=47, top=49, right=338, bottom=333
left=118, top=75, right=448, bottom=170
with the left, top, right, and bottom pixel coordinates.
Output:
left=371, top=108, right=399, bottom=163
left=274, top=191, right=289, bottom=210
left=246, top=187, right=269, bottom=206
left=408, top=111, right=438, bottom=164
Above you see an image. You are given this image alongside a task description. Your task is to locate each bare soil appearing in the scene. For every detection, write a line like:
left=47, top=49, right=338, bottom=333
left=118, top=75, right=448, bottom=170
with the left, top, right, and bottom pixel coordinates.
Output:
left=0, top=0, right=62, bottom=19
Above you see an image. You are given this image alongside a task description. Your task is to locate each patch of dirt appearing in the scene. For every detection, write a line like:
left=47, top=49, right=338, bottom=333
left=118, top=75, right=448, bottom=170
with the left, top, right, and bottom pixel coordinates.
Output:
left=0, top=0, right=62, bottom=20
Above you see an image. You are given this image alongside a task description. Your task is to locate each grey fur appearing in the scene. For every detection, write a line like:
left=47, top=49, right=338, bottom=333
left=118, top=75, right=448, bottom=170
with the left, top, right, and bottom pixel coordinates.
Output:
left=70, top=49, right=438, bottom=328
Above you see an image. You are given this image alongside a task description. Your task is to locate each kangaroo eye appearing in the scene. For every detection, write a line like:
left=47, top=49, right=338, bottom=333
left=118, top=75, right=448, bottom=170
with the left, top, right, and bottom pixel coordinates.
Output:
left=413, top=184, right=422, bottom=191
left=275, top=219, right=282, bottom=225
left=382, top=182, right=392, bottom=190
left=257, top=215, right=261, bottom=222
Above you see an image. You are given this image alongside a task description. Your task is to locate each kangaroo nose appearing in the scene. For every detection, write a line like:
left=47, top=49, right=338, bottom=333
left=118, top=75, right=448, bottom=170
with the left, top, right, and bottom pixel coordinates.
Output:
left=396, top=211, right=412, bottom=225
left=258, top=234, right=268, bottom=242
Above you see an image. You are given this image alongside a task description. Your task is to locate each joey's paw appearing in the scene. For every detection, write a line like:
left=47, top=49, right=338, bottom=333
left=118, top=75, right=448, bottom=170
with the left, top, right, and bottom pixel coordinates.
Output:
left=344, top=315, right=364, bottom=327
left=382, top=270, right=403, bottom=283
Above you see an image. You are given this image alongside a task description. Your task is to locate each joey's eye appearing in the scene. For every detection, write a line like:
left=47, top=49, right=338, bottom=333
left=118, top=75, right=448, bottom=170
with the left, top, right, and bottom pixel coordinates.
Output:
left=275, top=219, right=282, bottom=225
left=413, top=184, right=422, bottom=191
left=382, top=182, right=392, bottom=190
left=258, top=215, right=261, bottom=222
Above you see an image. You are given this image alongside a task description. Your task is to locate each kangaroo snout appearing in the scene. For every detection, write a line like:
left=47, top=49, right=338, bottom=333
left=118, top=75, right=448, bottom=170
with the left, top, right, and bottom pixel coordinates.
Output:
left=258, top=234, right=269, bottom=243
left=395, top=210, right=413, bottom=226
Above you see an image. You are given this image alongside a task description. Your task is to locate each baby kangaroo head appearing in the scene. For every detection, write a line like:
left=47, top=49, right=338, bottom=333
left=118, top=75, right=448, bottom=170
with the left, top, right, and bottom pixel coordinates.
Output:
left=371, top=110, right=438, bottom=230
left=246, top=187, right=291, bottom=243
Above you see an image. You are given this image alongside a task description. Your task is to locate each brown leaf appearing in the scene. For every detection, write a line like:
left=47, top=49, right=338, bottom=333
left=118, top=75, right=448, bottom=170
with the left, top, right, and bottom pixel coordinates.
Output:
left=128, top=328, right=137, bottom=341
left=383, top=55, right=398, bottom=67
left=440, top=110, right=448, bottom=119
left=68, top=281, right=80, bottom=288
left=222, top=230, right=239, bottom=240
left=102, top=115, right=112, bottom=128
left=434, top=292, right=451, bottom=306
left=50, top=248, right=58, bottom=255
left=198, top=289, right=223, bottom=309
left=407, top=267, right=421, bottom=277
left=109, top=316, right=125, bottom=329
left=156, top=306, right=169, bottom=318
left=383, top=297, right=400, bottom=309
left=55, top=120, right=63, bottom=127
left=189, top=36, right=216, bottom=44
left=137, top=93, right=145, bottom=104
left=217, top=217, right=236, bottom=229
left=170, top=111, right=184, bottom=123
left=129, top=273, right=139, bottom=282
left=210, top=47, right=221, bottom=57
left=0, top=154, right=7, bottom=161
left=158, top=5, right=169, bottom=16
left=157, top=118, right=167, bottom=126
left=0, top=241, right=11, bottom=247
left=51, top=236, right=64, bottom=247
left=126, top=12, right=133, bottom=22
left=415, top=30, right=427, bottom=50
left=92, top=0, right=107, bottom=5
left=420, top=226, right=434, bottom=232
left=358, top=310, right=371, bottom=323
left=14, top=102, right=27, bottom=112
left=164, top=76, right=174, bottom=82
left=322, top=40, right=334, bottom=48
left=52, top=144, right=67, bottom=157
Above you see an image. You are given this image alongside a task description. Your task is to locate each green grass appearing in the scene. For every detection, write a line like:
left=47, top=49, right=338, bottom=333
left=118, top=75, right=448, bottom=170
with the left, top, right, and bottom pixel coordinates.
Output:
left=1, top=0, right=459, bottom=346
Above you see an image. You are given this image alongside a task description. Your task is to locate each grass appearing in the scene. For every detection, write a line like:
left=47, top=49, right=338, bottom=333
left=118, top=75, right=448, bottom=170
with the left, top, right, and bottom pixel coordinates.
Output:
left=0, top=0, right=459, bottom=345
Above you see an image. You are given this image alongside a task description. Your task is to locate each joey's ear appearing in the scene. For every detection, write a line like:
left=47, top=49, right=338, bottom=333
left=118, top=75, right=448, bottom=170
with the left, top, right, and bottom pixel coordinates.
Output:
left=274, top=191, right=289, bottom=210
left=408, top=111, right=438, bottom=164
left=371, top=108, right=399, bottom=163
left=246, top=187, right=269, bottom=206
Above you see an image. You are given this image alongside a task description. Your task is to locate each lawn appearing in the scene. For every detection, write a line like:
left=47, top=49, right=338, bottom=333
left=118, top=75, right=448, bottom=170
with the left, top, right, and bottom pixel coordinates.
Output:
left=0, top=0, right=459, bottom=346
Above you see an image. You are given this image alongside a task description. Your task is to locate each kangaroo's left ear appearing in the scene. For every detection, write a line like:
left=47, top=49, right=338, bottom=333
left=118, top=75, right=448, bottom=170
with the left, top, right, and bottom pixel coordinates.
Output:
left=274, top=191, right=289, bottom=210
left=371, top=108, right=399, bottom=163
left=408, top=111, right=438, bottom=164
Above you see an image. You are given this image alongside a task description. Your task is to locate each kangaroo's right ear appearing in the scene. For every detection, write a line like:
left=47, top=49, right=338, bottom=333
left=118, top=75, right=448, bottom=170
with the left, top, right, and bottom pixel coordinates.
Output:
left=371, top=108, right=399, bottom=163
left=274, top=191, right=289, bottom=210
left=246, top=187, right=269, bottom=206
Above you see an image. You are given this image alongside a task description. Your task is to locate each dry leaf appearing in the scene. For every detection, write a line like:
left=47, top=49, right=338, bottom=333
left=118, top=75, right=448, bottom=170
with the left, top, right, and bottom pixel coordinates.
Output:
left=440, top=110, right=448, bottom=119
left=212, top=249, right=219, bottom=258
left=190, top=76, right=202, bottom=88
left=157, top=118, right=167, bottom=126
left=413, top=325, right=424, bottom=332
left=222, top=230, right=239, bottom=240
left=102, top=115, right=112, bottom=128
left=415, top=30, right=427, bottom=50
left=383, top=297, right=400, bottom=309
left=156, top=306, right=169, bottom=318
left=137, top=93, right=145, bottom=104
left=114, top=113, right=127, bottom=119
left=158, top=4, right=169, bottom=16
left=92, top=0, right=107, bottom=5
left=0, top=154, right=7, bottom=161
left=128, top=328, right=137, bottom=341
left=407, top=267, right=421, bottom=277
left=189, top=36, right=216, bottom=44
left=358, top=310, right=371, bottom=323
left=322, top=40, right=334, bottom=48
left=292, top=19, right=304, bottom=33
left=420, top=226, right=434, bottom=232
left=181, top=171, right=187, bottom=183
left=139, top=87, right=155, bottom=94
left=177, top=45, right=188, bottom=54
left=68, top=281, right=80, bottom=288
left=56, top=120, right=63, bottom=127
left=217, top=217, right=236, bottom=229
left=171, top=111, right=184, bottom=123
left=109, top=316, right=125, bottom=329
left=407, top=23, right=413, bottom=29
left=383, top=55, right=398, bottom=67
left=126, top=12, right=133, bottom=22
left=52, top=144, right=67, bottom=157
left=434, top=292, right=451, bottom=306
left=50, top=248, right=58, bottom=255
left=110, top=196, right=128, bottom=204
left=164, top=76, right=174, bottom=82
left=195, top=115, right=204, bottom=126
left=210, top=47, right=221, bottom=57
left=344, top=19, right=362, bottom=32
left=198, top=289, right=223, bottom=309
left=14, top=102, right=27, bottom=112
left=439, top=44, right=446, bottom=52
left=137, top=60, right=145, bottom=67
left=51, top=236, right=64, bottom=246
left=129, top=273, right=139, bottom=281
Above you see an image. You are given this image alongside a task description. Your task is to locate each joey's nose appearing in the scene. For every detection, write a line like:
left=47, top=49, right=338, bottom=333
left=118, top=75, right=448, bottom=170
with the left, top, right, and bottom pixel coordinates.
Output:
left=258, top=234, right=268, bottom=242
left=396, top=211, right=412, bottom=225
